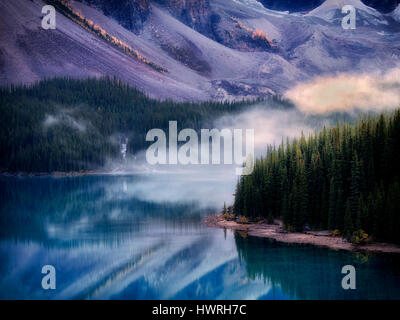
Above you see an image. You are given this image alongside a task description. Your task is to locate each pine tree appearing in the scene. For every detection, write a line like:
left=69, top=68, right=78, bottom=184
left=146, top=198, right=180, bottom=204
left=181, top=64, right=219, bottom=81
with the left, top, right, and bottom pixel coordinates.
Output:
left=344, top=200, right=353, bottom=239
left=328, top=177, right=336, bottom=230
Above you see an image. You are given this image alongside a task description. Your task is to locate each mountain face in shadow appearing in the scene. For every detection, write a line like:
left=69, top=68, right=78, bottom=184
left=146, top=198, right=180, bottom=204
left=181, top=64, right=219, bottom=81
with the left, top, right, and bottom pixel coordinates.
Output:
left=360, top=0, right=398, bottom=13
left=258, top=0, right=324, bottom=13
left=78, top=0, right=213, bottom=33
left=79, top=0, right=150, bottom=33
left=258, top=0, right=399, bottom=13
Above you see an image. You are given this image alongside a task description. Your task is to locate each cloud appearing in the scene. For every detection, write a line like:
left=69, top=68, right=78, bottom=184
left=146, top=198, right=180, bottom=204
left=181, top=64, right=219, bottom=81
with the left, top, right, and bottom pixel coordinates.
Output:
left=103, top=104, right=316, bottom=206
left=214, top=106, right=314, bottom=154
left=284, top=68, right=400, bottom=114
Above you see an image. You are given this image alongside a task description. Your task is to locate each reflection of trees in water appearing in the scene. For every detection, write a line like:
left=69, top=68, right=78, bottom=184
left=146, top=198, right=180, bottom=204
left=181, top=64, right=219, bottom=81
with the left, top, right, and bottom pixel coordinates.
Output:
left=0, top=176, right=210, bottom=245
left=234, top=233, right=400, bottom=300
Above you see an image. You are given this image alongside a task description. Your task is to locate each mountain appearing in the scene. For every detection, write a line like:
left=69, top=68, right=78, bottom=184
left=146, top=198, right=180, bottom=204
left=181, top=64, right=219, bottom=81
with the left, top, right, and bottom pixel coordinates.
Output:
left=77, top=0, right=213, bottom=34
left=258, top=0, right=325, bottom=13
left=363, top=0, right=399, bottom=13
left=1, top=0, right=399, bottom=101
left=308, top=0, right=382, bottom=21
left=78, top=0, right=151, bottom=33
left=258, top=0, right=399, bottom=13
left=392, top=4, right=400, bottom=21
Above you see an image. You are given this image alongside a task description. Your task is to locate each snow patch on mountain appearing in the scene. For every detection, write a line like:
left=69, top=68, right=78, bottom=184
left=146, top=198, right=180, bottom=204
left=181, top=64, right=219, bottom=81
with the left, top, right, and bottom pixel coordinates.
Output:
left=230, top=0, right=288, bottom=17
left=233, top=0, right=265, bottom=11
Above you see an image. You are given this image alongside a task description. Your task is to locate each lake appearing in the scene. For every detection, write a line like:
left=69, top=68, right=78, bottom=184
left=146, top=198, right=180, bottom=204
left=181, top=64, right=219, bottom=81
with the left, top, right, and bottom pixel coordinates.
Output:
left=1, top=175, right=400, bottom=300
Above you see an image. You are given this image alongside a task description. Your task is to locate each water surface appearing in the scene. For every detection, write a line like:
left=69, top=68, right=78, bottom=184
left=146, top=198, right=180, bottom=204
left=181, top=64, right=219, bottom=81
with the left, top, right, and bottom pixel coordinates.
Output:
left=1, top=176, right=400, bottom=299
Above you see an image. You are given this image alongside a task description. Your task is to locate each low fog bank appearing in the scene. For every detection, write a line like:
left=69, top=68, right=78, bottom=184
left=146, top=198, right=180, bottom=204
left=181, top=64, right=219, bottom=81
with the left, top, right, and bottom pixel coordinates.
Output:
left=103, top=108, right=353, bottom=207
left=103, top=68, right=400, bottom=208
left=285, top=67, right=400, bottom=114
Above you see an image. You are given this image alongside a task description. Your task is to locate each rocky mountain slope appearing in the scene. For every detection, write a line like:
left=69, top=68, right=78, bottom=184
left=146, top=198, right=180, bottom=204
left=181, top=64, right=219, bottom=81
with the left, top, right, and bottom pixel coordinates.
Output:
left=1, top=0, right=399, bottom=101
left=78, top=0, right=150, bottom=33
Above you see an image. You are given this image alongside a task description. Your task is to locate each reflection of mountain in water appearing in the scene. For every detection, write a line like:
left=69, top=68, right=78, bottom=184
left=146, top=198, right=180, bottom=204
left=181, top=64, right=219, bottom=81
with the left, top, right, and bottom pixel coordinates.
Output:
left=0, top=176, right=210, bottom=246
left=1, top=176, right=400, bottom=299
left=0, top=176, right=273, bottom=299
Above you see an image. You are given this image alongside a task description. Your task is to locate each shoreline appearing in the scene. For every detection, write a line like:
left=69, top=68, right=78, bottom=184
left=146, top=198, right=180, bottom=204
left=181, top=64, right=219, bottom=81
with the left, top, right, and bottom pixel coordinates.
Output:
left=0, top=170, right=141, bottom=178
left=204, top=214, right=400, bottom=254
left=0, top=171, right=111, bottom=178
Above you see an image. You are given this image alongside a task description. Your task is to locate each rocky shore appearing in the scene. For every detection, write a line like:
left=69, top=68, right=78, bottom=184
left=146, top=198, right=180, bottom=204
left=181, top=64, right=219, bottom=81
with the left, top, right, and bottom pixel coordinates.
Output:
left=204, top=214, right=400, bottom=254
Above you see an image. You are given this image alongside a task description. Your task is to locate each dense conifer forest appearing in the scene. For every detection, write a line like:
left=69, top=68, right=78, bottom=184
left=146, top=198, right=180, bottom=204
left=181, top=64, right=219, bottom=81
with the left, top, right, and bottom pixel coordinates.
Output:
left=0, top=77, right=253, bottom=172
left=233, top=111, right=400, bottom=244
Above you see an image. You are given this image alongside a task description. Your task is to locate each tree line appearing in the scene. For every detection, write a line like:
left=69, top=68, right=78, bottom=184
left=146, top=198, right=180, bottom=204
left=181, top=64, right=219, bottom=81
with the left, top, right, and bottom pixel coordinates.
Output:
left=0, top=77, right=255, bottom=173
left=233, top=110, right=400, bottom=244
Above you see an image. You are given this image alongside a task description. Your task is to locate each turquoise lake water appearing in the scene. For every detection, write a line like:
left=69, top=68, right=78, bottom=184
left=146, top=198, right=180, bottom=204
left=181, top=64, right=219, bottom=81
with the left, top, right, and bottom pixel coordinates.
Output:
left=1, top=175, right=400, bottom=299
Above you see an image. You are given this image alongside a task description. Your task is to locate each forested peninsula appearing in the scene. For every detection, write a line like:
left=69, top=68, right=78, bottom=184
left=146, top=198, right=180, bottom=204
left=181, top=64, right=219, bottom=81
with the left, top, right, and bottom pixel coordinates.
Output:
left=230, top=110, right=400, bottom=246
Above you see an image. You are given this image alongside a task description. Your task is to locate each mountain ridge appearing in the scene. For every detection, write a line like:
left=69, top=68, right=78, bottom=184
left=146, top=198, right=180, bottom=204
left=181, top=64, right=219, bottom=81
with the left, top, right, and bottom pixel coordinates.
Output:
left=258, top=0, right=399, bottom=14
left=1, top=0, right=399, bottom=101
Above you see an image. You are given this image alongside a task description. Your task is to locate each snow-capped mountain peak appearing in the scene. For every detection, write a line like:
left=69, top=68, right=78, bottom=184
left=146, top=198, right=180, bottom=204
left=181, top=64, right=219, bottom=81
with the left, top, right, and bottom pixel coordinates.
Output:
left=308, top=0, right=380, bottom=19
